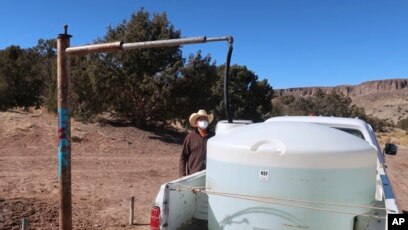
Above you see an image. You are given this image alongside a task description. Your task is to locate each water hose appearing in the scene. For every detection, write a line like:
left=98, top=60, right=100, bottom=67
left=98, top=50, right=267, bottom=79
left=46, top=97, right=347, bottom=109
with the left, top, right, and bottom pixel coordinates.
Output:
left=224, top=37, right=234, bottom=123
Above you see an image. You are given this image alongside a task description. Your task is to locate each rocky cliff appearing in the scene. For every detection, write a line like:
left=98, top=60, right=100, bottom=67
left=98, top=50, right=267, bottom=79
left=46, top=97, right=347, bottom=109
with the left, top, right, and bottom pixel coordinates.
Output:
left=277, top=79, right=408, bottom=124
left=277, top=79, right=408, bottom=97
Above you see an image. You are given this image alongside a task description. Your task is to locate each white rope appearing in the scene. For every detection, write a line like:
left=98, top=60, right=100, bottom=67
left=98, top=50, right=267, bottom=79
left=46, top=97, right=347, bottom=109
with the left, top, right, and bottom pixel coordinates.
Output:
left=205, top=190, right=386, bottom=220
left=169, top=186, right=388, bottom=219
left=205, top=190, right=393, bottom=212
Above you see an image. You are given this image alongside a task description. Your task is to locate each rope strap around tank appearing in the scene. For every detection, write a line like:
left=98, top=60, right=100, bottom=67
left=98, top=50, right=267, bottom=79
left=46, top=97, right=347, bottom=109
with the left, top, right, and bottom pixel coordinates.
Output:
left=170, top=184, right=390, bottom=219
left=204, top=190, right=386, bottom=220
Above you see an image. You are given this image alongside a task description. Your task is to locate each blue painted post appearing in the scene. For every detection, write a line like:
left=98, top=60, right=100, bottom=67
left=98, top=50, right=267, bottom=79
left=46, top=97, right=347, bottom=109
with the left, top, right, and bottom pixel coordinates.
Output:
left=57, top=25, right=72, bottom=230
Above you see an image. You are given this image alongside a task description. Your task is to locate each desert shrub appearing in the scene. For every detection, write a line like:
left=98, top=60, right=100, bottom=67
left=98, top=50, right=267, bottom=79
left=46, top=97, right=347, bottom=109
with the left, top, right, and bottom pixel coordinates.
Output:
left=271, top=90, right=391, bottom=131
left=397, top=117, right=408, bottom=131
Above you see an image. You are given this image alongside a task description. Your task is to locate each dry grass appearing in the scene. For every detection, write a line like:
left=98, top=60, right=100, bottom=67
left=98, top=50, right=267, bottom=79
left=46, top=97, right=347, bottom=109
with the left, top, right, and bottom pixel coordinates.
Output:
left=376, top=128, right=408, bottom=147
left=0, top=112, right=36, bottom=137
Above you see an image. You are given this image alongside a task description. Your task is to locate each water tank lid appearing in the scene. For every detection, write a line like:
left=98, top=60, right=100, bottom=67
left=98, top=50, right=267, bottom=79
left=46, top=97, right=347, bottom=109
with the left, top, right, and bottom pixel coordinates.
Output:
left=208, top=121, right=376, bottom=169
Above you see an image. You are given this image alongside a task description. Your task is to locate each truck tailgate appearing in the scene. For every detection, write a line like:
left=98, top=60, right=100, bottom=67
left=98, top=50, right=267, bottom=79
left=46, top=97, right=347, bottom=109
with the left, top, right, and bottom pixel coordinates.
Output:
left=152, top=170, right=207, bottom=229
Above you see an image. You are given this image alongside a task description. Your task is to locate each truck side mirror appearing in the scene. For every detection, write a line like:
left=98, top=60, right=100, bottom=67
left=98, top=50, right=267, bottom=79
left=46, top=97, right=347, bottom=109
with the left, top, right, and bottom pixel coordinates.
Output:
left=383, top=143, right=398, bottom=155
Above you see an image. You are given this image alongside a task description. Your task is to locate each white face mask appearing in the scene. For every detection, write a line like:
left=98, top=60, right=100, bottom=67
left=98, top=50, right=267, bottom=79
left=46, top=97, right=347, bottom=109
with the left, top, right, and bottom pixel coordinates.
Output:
left=197, top=120, right=209, bottom=129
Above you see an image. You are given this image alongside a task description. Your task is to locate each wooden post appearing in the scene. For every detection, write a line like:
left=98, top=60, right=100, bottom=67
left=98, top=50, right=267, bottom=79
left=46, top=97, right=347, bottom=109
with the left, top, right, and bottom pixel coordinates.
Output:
left=129, top=196, right=135, bottom=225
left=57, top=25, right=72, bottom=230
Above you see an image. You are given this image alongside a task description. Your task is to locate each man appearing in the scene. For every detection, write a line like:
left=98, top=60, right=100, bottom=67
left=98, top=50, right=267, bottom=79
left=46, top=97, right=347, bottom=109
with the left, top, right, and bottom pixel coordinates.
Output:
left=179, top=109, right=214, bottom=177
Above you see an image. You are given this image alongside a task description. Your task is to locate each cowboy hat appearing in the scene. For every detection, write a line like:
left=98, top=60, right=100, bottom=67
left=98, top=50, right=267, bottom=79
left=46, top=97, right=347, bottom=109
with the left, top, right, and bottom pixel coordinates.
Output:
left=189, top=109, right=214, bottom=127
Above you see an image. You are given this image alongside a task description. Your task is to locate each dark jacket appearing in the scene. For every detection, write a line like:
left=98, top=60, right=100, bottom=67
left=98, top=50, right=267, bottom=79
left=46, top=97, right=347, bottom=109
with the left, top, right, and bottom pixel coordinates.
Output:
left=179, top=129, right=213, bottom=177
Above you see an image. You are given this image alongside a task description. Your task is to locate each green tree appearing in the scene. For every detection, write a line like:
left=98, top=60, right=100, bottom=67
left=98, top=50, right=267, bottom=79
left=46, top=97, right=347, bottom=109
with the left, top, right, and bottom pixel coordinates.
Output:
left=0, top=71, right=7, bottom=109
left=170, top=51, right=217, bottom=128
left=71, top=9, right=182, bottom=126
left=33, top=39, right=57, bottom=112
left=70, top=54, right=108, bottom=120
left=0, top=45, right=43, bottom=110
left=312, top=91, right=353, bottom=117
left=212, top=65, right=274, bottom=122
left=274, top=90, right=354, bottom=117
left=288, top=97, right=316, bottom=115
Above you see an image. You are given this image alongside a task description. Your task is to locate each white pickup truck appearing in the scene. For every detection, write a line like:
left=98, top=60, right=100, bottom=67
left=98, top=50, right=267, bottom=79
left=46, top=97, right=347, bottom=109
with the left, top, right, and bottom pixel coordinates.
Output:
left=150, top=116, right=400, bottom=230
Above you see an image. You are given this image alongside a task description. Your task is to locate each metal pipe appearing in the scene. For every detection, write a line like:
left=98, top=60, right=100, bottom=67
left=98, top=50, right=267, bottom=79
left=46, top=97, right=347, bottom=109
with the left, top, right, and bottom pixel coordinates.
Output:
left=57, top=25, right=72, bottom=230
left=224, top=39, right=234, bottom=123
left=122, top=36, right=207, bottom=50
left=205, top=36, right=232, bottom=43
left=129, top=196, right=135, bottom=225
left=65, top=36, right=232, bottom=56
left=21, top=218, right=28, bottom=230
left=66, top=41, right=122, bottom=56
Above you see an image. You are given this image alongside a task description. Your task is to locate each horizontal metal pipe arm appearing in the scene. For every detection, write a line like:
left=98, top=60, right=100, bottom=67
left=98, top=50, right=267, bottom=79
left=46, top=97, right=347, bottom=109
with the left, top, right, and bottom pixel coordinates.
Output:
left=66, top=41, right=123, bottom=56
left=122, top=36, right=207, bottom=50
left=206, top=36, right=233, bottom=43
left=65, top=36, right=233, bottom=56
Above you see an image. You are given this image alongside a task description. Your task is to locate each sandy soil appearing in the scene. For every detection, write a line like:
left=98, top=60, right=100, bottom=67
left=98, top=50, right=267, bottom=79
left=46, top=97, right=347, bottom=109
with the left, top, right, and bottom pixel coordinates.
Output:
left=0, top=109, right=407, bottom=229
left=0, top=110, right=182, bottom=229
left=383, top=146, right=408, bottom=211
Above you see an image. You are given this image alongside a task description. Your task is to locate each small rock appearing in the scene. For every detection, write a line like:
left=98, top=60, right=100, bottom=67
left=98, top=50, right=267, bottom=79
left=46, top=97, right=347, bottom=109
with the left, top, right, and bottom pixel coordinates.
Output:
left=72, top=135, right=83, bottom=142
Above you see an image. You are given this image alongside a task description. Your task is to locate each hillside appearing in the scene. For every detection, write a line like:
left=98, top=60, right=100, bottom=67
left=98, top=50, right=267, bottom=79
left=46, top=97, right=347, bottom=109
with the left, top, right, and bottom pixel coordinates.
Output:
left=277, top=79, right=408, bottom=124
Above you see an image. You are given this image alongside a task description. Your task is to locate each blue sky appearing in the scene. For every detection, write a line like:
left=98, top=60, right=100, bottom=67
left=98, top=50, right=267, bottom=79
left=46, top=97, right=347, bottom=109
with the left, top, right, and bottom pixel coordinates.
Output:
left=1, top=0, right=408, bottom=89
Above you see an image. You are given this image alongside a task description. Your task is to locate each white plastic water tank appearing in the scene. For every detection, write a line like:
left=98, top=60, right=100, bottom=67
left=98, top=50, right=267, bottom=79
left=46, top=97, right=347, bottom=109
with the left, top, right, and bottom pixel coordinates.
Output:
left=206, top=121, right=377, bottom=230
left=215, top=120, right=253, bottom=135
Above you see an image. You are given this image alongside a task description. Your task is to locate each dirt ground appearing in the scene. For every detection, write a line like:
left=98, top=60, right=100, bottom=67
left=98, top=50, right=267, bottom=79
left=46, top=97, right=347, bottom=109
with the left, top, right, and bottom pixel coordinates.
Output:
left=382, top=146, right=408, bottom=211
left=0, top=109, right=407, bottom=229
left=0, top=110, right=182, bottom=229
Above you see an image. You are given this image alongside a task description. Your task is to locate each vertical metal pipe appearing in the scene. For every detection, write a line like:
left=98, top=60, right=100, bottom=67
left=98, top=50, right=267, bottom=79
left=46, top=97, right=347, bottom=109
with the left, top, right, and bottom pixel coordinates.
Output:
left=129, top=196, right=135, bottom=225
left=21, top=218, right=28, bottom=230
left=224, top=39, right=234, bottom=123
left=57, top=25, right=72, bottom=230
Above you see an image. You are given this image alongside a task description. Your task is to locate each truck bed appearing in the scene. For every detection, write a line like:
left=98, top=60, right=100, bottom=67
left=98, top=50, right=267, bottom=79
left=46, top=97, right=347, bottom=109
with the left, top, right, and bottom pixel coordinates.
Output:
left=151, top=117, right=400, bottom=230
left=153, top=170, right=208, bottom=229
left=153, top=169, right=390, bottom=230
